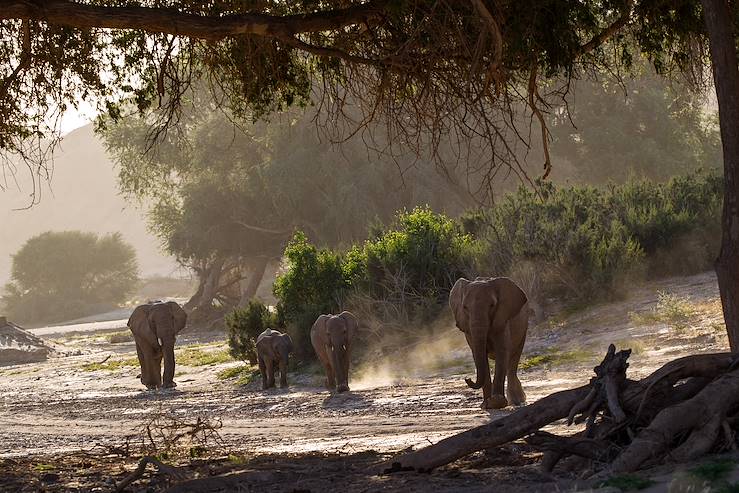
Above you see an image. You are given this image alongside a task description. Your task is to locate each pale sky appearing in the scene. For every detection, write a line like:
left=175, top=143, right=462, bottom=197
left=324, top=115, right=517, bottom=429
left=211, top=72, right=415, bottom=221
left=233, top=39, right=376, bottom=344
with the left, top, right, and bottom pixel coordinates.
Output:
left=59, top=100, right=98, bottom=135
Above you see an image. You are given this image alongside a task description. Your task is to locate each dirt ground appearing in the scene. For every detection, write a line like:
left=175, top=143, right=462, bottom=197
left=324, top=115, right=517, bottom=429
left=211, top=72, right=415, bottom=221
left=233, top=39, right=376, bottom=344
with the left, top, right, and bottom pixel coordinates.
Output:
left=0, top=271, right=732, bottom=492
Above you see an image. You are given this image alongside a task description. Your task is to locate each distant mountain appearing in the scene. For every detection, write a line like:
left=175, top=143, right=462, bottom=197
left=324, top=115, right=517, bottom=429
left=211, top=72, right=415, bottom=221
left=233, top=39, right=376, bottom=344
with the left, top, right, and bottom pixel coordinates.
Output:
left=1, top=124, right=180, bottom=285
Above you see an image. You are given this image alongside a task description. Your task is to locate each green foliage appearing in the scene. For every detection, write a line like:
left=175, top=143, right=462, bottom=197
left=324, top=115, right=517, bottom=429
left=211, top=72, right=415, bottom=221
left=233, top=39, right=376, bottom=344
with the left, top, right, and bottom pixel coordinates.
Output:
left=273, top=208, right=476, bottom=360
left=469, top=170, right=722, bottom=301
left=599, top=474, right=656, bottom=491
left=548, top=68, right=721, bottom=184
left=2, top=231, right=139, bottom=324
left=273, top=232, right=351, bottom=360
left=225, top=300, right=277, bottom=364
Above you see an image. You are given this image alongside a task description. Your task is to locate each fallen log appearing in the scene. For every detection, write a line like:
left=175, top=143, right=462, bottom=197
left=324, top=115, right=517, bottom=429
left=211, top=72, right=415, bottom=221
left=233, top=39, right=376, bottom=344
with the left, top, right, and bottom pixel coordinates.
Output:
left=386, top=350, right=737, bottom=473
left=382, top=384, right=592, bottom=473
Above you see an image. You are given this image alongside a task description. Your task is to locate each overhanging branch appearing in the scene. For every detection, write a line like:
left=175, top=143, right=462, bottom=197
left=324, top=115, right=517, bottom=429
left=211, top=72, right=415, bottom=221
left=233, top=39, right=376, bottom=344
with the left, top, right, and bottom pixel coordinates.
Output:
left=0, top=0, right=387, bottom=41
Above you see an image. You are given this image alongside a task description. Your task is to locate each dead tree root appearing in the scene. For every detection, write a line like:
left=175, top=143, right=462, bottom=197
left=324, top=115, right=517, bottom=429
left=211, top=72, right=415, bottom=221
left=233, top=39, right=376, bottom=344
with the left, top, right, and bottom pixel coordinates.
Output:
left=386, top=348, right=739, bottom=477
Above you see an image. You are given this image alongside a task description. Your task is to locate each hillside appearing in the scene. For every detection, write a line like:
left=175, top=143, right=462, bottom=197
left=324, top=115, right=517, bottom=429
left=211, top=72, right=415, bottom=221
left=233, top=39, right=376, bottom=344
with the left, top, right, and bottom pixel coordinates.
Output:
left=0, top=125, right=179, bottom=285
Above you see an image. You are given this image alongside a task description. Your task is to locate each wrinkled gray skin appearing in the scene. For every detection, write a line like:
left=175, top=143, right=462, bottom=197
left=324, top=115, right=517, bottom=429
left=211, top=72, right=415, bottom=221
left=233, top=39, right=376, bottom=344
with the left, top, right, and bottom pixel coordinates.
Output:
left=450, top=277, right=528, bottom=409
left=311, top=311, right=357, bottom=393
left=127, top=301, right=187, bottom=390
left=256, top=328, right=294, bottom=389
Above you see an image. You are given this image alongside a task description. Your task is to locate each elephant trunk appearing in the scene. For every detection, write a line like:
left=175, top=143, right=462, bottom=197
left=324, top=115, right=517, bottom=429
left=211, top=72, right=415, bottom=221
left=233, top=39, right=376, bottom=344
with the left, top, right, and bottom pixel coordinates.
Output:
left=333, top=347, right=350, bottom=392
left=465, top=325, right=490, bottom=391
left=161, top=337, right=176, bottom=388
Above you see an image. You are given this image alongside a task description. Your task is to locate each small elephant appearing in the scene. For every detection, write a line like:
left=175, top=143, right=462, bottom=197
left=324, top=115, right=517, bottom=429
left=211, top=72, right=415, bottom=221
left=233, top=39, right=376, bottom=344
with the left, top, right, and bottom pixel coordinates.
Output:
left=256, top=328, right=294, bottom=389
left=311, top=311, right=357, bottom=393
left=127, top=301, right=187, bottom=390
left=450, top=277, right=528, bottom=409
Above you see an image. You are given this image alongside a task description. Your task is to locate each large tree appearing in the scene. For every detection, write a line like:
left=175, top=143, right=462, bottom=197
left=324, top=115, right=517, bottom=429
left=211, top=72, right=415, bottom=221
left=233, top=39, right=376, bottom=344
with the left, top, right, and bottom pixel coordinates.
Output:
left=103, top=101, right=473, bottom=315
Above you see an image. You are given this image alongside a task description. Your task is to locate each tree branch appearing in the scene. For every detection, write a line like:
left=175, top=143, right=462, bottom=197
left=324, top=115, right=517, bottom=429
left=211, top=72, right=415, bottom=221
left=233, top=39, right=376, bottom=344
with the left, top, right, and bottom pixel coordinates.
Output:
left=0, top=0, right=387, bottom=41
left=577, top=0, right=634, bottom=55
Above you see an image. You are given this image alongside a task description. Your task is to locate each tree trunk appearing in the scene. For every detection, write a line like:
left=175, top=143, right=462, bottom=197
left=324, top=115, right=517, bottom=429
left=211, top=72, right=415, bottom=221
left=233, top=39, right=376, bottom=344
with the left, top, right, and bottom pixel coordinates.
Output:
left=196, top=257, right=225, bottom=312
left=702, top=0, right=739, bottom=351
left=238, top=257, right=269, bottom=307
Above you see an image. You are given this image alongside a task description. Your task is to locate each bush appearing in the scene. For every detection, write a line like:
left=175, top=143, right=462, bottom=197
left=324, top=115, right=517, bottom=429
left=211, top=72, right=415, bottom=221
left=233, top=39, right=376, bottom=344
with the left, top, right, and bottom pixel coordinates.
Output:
left=225, top=300, right=277, bottom=364
left=469, top=170, right=722, bottom=301
left=272, top=232, right=350, bottom=360
left=352, top=206, right=477, bottom=320
left=273, top=208, right=477, bottom=361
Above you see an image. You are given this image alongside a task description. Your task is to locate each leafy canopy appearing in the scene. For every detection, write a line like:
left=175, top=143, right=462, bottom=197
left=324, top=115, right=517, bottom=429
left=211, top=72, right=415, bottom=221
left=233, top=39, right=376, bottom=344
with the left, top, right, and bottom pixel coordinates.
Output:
left=0, top=1, right=717, bottom=201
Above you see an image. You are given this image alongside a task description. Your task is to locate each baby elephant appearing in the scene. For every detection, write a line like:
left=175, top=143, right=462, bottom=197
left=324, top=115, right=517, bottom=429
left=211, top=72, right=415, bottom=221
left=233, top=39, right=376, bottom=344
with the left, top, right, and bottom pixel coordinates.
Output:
left=256, top=329, right=294, bottom=389
left=311, top=311, right=357, bottom=392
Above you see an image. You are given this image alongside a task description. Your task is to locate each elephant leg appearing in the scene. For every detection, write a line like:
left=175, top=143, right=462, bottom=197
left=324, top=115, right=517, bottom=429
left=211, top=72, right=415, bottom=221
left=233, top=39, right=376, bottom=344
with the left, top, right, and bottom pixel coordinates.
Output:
left=139, top=342, right=161, bottom=389
left=279, top=358, right=288, bottom=388
left=487, top=330, right=509, bottom=409
left=506, top=330, right=527, bottom=406
left=134, top=340, right=153, bottom=389
left=258, top=356, right=268, bottom=390
left=264, top=359, right=275, bottom=389
left=161, top=339, right=175, bottom=388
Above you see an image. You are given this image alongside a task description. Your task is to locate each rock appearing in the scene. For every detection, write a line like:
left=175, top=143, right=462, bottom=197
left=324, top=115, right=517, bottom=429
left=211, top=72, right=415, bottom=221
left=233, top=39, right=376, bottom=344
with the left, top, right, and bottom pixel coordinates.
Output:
left=0, top=317, right=54, bottom=365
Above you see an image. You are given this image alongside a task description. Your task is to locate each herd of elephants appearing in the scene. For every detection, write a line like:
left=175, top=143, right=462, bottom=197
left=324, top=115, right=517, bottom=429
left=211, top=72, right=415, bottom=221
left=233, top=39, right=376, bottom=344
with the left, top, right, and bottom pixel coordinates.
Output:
left=127, top=276, right=530, bottom=409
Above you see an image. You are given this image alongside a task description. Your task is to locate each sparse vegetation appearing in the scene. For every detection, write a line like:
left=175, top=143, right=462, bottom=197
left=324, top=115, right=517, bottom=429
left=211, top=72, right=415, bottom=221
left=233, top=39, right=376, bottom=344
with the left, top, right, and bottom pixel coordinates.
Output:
left=217, top=365, right=259, bottom=386
left=176, top=346, right=232, bottom=367
left=81, top=357, right=139, bottom=372
left=519, top=348, right=594, bottom=371
left=106, top=331, right=134, bottom=344
left=689, top=458, right=737, bottom=484
left=630, top=291, right=698, bottom=332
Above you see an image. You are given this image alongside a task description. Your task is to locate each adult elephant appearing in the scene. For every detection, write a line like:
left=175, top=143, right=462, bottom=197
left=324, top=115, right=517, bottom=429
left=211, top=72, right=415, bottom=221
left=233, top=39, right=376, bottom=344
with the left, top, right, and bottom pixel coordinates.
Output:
left=256, top=328, right=294, bottom=389
left=127, top=301, right=187, bottom=390
left=450, top=277, right=528, bottom=409
left=311, top=311, right=357, bottom=393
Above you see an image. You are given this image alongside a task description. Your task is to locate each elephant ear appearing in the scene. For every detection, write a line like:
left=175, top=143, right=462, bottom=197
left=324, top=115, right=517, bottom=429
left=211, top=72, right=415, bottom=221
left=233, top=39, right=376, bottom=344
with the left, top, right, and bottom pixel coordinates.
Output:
left=166, top=301, right=187, bottom=335
left=338, top=311, right=358, bottom=339
left=449, top=278, right=470, bottom=331
left=489, top=277, right=528, bottom=329
left=284, top=334, right=294, bottom=353
left=128, top=304, right=159, bottom=348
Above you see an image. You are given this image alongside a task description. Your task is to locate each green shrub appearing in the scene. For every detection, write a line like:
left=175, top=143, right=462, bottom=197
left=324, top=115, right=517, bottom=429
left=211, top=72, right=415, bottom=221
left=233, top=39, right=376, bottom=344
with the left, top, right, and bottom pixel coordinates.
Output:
left=273, top=232, right=350, bottom=360
left=469, top=170, right=722, bottom=301
left=225, top=300, right=277, bottom=364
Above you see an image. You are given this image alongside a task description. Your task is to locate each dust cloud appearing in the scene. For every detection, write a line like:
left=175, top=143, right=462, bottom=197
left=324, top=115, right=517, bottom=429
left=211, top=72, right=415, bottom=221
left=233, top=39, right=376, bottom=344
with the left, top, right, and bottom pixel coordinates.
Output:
left=350, top=315, right=473, bottom=390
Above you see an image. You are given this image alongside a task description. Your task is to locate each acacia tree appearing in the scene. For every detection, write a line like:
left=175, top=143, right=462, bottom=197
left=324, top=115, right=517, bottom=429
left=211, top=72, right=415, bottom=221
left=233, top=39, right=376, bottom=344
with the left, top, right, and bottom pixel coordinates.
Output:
left=103, top=101, right=473, bottom=315
left=2, top=231, right=139, bottom=323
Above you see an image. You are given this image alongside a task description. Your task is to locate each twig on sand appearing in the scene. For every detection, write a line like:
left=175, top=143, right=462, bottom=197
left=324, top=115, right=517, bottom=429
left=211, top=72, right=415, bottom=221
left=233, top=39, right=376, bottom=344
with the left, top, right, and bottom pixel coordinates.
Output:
left=114, top=456, right=186, bottom=492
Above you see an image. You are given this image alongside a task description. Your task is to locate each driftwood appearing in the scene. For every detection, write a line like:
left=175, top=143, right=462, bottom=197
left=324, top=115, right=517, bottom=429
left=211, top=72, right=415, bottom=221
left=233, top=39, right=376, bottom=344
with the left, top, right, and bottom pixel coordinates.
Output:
left=387, top=348, right=739, bottom=475
left=115, top=456, right=186, bottom=492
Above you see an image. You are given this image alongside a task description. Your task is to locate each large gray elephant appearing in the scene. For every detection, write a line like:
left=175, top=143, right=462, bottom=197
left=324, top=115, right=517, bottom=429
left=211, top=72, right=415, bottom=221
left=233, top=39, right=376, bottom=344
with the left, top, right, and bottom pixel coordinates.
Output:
left=256, top=328, right=294, bottom=389
left=450, top=277, right=528, bottom=409
left=310, top=311, right=357, bottom=393
left=127, top=301, right=187, bottom=389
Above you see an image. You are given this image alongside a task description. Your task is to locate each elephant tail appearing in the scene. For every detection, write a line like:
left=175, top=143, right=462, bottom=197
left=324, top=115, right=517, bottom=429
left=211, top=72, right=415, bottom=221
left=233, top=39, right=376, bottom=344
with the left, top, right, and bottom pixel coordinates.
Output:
left=465, top=376, right=484, bottom=389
